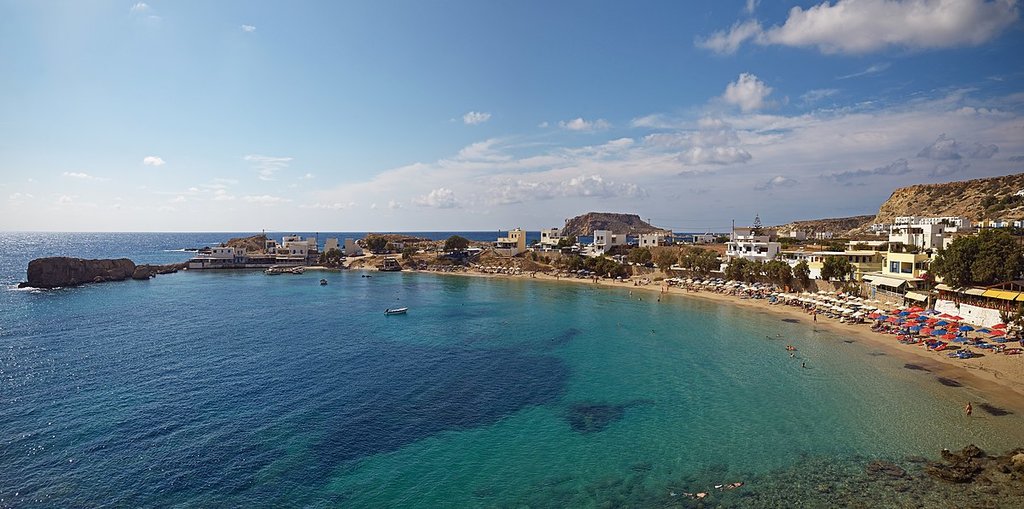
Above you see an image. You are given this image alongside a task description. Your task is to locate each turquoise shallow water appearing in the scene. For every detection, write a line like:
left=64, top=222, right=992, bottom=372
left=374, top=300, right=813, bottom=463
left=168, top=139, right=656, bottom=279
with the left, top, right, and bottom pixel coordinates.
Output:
left=1, top=233, right=1023, bottom=507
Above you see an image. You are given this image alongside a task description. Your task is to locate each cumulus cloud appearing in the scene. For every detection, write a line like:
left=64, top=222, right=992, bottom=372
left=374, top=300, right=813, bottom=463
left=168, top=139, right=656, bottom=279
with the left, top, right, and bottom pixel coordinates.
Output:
left=643, top=117, right=753, bottom=165
left=697, top=0, right=1019, bottom=55
left=695, top=19, right=762, bottom=55
left=745, top=0, right=760, bottom=14
left=917, top=134, right=999, bottom=160
left=463, top=111, right=492, bottom=125
left=244, top=154, right=293, bottom=181
left=929, top=160, right=970, bottom=177
left=488, top=175, right=647, bottom=205
left=388, top=200, right=403, bottom=209
left=242, top=195, right=291, bottom=205
left=824, top=159, right=911, bottom=181
left=241, top=25, right=256, bottom=33
left=559, top=117, right=611, bottom=131
left=414, top=188, right=459, bottom=208
left=57, top=195, right=74, bottom=205
left=130, top=2, right=149, bottom=12
left=143, top=156, right=166, bottom=167
left=754, top=175, right=797, bottom=191
left=967, top=142, right=999, bottom=159
left=213, top=189, right=235, bottom=201
left=722, top=73, right=772, bottom=112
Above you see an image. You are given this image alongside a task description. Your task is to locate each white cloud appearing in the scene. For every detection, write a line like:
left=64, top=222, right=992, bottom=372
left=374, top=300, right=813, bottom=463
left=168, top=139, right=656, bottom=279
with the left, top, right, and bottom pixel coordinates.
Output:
left=722, top=73, right=772, bottom=112
left=754, top=175, right=797, bottom=191
left=62, top=171, right=105, bottom=180
left=213, top=189, right=235, bottom=201
left=8, top=192, right=34, bottom=201
left=538, top=121, right=549, bottom=128
left=488, top=175, right=647, bottom=205
left=930, top=160, right=970, bottom=177
left=244, top=154, right=293, bottom=181
left=824, top=159, right=911, bottom=182
left=559, top=117, right=611, bottom=131
left=917, top=134, right=1001, bottom=161
left=130, top=2, right=149, bottom=13
left=463, top=111, right=492, bottom=125
left=695, top=19, right=762, bottom=55
left=745, top=0, right=760, bottom=14
left=241, top=25, right=256, bottom=33
left=242, top=195, right=291, bottom=205
left=699, top=0, right=1020, bottom=55
left=56, top=195, right=73, bottom=205
left=413, top=188, right=459, bottom=209
left=143, top=156, right=166, bottom=167
left=800, top=88, right=839, bottom=105
left=388, top=200, right=403, bottom=209
left=301, top=202, right=355, bottom=210
left=301, top=173, right=314, bottom=180
left=170, top=195, right=187, bottom=203
left=837, top=63, right=890, bottom=80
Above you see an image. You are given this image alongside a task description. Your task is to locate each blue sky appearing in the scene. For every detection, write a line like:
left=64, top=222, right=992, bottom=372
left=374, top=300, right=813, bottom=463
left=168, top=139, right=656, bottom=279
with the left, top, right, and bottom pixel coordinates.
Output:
left=2, top=0, right=1023, bottom=232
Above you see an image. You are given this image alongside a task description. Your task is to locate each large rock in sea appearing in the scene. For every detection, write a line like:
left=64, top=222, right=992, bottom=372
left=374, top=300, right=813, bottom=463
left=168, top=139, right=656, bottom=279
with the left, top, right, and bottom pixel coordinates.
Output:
left=21, top=257, right=137, bottom=289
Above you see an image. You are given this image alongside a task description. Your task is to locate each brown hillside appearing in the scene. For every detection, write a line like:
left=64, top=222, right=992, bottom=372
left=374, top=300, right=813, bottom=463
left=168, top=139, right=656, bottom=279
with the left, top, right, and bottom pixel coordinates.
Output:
left=874, top=173, right=1024, bottom=223
left=772, top=215, right=876, bottom=236
left=561, top=212, right=668, bottom=237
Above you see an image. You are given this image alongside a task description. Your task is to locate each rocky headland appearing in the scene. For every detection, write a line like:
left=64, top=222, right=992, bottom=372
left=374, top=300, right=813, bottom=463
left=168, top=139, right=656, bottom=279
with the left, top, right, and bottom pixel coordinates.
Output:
left=19, top=257, right=186, bottom=289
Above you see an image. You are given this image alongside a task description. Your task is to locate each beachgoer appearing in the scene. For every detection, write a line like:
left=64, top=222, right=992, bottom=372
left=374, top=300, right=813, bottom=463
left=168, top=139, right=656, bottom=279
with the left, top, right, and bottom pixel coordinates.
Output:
left=965, top=402, right=972, bottom=416
left=813, top=312, right=817, bottom=322
left=801, top=361, right=806, bottom=368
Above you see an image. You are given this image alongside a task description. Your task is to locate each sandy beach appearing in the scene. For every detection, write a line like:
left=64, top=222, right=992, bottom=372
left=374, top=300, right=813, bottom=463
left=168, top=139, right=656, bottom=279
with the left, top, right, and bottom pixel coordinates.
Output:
left=406, top=266, right=1024, bottom=415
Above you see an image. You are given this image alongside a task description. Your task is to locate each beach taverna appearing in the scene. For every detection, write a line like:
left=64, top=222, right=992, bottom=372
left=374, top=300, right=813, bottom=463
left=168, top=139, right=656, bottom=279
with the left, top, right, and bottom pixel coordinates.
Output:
left=935, top=280, right=1024, bottom=328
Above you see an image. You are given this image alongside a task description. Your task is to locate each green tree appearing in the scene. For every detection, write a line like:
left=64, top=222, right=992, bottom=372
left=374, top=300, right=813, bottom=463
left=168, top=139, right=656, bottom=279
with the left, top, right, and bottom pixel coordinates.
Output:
left=627, top=247, right=653, bottom=265
left=724, top=258, right=749, bottom=281
left=821, top=256, right=854, bottom=282
left=401, top=246, right=418, bottom=260
left=793, top=260, right=811, bottom=288
left=652, top=248, right=678, bottom=272
left=680, top=247, right=719, bottom=276
left=444, top=235, right=470, bottom=252
left=556, top=236, right=576, bottom=249
left=765, top=259, right=793, bottom=287
left=932, top=229, right=1023, bottom=287
left=364, top=236, right=388, bottom=254
left=742, top=260, right=765, bottom=282
left=318, top=248, right=344, bottom=268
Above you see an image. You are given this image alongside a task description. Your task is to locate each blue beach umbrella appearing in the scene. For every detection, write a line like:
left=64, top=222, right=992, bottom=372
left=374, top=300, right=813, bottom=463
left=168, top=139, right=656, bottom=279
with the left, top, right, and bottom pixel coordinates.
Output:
left=915, top=316, right=928, bottom=322
left=977, top=328, right=991, bottom=334
left=909, top=326, right=922, bottom=333
left=958, top=325, right=974, bottom=332
left=931, top=330, right=945, bottom=336
left=934, top=320, right=949, bottom=326
left=898, top=311, right=910, bottom=316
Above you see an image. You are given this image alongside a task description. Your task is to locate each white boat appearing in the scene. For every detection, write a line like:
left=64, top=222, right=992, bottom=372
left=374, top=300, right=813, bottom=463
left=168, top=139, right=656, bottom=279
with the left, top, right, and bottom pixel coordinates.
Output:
left=384, top=307, right=408, bottom=315
left=265, top=265, right=305, bottom=275
left=320, top=279, right=328, bottom=285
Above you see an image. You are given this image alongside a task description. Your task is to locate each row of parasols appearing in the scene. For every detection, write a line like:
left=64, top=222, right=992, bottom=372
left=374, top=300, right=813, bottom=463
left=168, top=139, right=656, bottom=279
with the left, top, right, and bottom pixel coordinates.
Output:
left=869, top=309, right=1009, bottom=340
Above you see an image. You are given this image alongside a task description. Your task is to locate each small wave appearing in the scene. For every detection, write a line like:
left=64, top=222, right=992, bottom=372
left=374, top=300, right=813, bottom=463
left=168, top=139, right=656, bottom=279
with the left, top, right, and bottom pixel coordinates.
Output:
left=6, top=284, right=44, bottom=293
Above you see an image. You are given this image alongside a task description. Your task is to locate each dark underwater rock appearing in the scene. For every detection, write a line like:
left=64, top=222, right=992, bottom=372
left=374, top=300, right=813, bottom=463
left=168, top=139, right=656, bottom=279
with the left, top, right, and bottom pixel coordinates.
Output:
left=936, top=377, right=962, bottom=387
left=567, top=403, right=626, bottom=434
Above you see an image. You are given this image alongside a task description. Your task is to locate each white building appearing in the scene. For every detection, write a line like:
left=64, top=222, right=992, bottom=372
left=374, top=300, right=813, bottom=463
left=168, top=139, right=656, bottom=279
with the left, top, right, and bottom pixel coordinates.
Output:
left=638, top=232, right=670, bottom=249
left=888, top=223, right=944, bottom=251
left=539, top=228, right=562, bottom=249
left=589, top=230, right=626, bottom=256
left=343, top=238, right=364, bottom=257
left=813, top=231, right=834, bottom=240
left=187, top=246, right=250, bottom=269
left=726, top=227, right=781, bottom=263
left=894, top=215, right=971, bottom=230
left=786, top=230, right=808, bottom=241
left=691, top=233, right=717, bottom=244
left=324, top=238, right=340, bottom=253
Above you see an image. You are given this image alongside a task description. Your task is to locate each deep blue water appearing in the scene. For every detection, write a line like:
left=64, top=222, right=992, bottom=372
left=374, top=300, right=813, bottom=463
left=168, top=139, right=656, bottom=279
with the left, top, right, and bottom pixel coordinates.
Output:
left=2, top=233, right=1022, bottom=507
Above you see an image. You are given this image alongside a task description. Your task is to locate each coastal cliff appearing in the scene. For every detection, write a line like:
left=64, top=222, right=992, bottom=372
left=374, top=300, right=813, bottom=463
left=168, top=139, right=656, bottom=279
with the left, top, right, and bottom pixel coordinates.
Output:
left=19, top=257, right=185, bottom=289
left=561, top=212, right=668, bottom=237
left=874, top=173, right=1024, bottom=223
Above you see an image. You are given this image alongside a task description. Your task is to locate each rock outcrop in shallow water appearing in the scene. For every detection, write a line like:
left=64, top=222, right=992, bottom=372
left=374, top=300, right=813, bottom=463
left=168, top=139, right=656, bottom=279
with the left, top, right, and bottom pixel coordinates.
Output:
left=19, top=257, right=185, bottom=288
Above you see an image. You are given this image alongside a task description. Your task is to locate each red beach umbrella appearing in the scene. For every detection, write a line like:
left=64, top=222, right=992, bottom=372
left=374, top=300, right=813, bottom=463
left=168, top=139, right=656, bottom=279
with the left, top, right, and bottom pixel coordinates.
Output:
left=868, top=313, right=881, bottom=319
left=943, top=333, right=957, bottom=340
left=989, top=329, right=1006, bottom=336
left=908, top=306, right=925, bottom=313
left=993, top=323, right=1007, bottom=329
left=951, top=315, right=963, bottom=321
left=920, top=327, right=934, bottom=335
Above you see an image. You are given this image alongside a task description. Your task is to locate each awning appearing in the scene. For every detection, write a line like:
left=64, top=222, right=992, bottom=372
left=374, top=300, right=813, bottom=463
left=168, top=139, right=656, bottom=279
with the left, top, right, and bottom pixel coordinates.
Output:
left=866, top=275, right=908, bottom=288
left=934, top=284, right=956, bottom=292
left=982, top=289, right=1021, bottom=301
left=905, top=291, right=929, bottom=302
left=964, top=288, right=987, bottom=296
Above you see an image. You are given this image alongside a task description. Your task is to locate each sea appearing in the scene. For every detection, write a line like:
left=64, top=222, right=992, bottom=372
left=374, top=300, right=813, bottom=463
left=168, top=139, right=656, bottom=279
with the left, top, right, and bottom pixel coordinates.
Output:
left=1, top=232, right=1023, bottom=508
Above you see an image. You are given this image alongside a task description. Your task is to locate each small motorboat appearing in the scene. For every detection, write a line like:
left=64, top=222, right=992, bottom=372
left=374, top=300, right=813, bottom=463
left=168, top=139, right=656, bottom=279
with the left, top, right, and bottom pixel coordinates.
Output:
left=320, top=279, right=328, bottom=286
left=384, top=307, right=408, bottom=315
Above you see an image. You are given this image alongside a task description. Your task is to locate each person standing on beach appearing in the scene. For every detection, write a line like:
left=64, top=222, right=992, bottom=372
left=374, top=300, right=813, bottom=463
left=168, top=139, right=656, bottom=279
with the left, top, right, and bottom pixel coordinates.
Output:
left=965, top=402, right=972, bottom=416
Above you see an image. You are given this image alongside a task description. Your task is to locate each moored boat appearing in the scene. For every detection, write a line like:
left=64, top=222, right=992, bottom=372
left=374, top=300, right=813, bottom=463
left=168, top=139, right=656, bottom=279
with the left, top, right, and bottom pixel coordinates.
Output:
left=320, top=279, right=328, bottom=285
left=384, top=307, right=408, bottom=315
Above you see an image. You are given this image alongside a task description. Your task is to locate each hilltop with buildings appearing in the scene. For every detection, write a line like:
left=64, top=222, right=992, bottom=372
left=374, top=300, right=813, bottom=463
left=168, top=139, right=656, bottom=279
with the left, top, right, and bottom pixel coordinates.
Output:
left=772, top=215, right=876, bottom=240
left=872, top=173, right=1024, bottom=225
